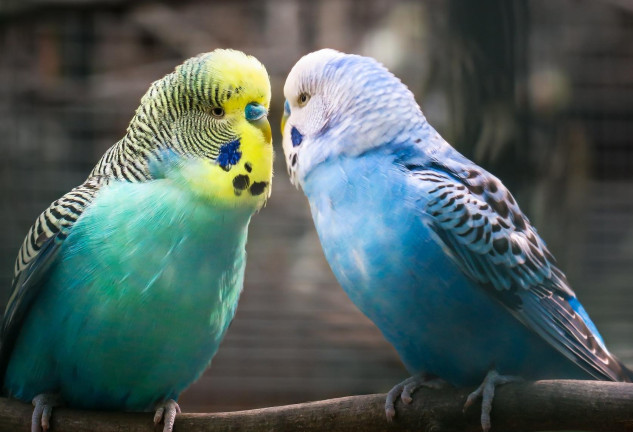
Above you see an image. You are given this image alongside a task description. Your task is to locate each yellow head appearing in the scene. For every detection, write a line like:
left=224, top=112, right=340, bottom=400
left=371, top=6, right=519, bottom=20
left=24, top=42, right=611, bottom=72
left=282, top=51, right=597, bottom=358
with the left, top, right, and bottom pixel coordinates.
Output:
left=135, top=49, right=273, bottom=210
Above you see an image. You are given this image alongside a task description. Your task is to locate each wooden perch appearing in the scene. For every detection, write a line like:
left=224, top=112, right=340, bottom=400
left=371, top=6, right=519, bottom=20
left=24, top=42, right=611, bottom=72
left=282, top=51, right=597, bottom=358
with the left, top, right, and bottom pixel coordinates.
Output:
left=0, top=380, right=631, bottom=432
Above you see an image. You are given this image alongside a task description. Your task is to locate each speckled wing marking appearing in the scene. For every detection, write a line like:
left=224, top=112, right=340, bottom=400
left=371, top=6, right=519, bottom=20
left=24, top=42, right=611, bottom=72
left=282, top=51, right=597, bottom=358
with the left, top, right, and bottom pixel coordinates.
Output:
left=11, top=134, right=159, bottom=286
left=0, top=175, right=113, bottom=384
left=11, top=176, right=107, bottom=281
left=408, top=163, right=631, bottom=382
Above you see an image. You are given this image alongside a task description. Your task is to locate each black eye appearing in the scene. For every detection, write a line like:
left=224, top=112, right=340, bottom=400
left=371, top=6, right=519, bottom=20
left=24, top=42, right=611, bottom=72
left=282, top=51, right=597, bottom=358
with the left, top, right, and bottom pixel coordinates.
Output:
left=298, top=93, right=310, bottom=106
left=211, top=107, right=225, bottom=118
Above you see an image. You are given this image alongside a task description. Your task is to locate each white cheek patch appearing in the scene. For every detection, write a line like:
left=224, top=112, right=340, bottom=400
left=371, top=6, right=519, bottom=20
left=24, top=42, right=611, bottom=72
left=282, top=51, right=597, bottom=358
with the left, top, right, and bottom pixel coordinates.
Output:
left=303, top=98, right=328, bottom=136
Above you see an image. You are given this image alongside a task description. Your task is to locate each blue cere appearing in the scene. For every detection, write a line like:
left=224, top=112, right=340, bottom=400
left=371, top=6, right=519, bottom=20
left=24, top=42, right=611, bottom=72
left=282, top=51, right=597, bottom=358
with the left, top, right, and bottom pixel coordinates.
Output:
left=217, top=139, right=242, bottom=170
left=245, top=102, right=267, bottom=121
left=291, top=127, right=303, bottom=147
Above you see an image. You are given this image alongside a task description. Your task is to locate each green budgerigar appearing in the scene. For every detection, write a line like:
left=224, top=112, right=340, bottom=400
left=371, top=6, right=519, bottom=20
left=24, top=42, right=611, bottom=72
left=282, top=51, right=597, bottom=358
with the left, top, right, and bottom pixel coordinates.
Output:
left=1, top=49, right=272, bottom=432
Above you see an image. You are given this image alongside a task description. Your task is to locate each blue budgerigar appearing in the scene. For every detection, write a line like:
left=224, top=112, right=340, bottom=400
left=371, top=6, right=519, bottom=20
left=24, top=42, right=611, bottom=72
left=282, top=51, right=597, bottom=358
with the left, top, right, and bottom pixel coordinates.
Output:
left=281, top=49, right=632, bottom=430
left=2, top=49, right=273, bottom=432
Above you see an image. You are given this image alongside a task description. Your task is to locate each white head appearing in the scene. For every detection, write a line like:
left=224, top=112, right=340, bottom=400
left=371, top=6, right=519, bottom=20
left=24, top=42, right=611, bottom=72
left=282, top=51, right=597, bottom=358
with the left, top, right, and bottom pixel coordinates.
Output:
left=281, top=49, right=428, bottom=187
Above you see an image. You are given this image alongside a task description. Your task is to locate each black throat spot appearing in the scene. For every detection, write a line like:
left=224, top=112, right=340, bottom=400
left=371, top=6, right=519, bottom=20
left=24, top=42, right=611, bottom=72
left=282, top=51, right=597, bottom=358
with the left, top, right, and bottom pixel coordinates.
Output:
left=250, top=181, right=269, bottom=196
left=233, top=174, right=250, bottom=193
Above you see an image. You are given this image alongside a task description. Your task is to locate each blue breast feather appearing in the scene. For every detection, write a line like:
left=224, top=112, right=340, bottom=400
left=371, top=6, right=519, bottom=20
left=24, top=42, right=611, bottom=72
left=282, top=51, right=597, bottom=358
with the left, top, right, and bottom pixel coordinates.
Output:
left=302, top=144, right=628, bottom=386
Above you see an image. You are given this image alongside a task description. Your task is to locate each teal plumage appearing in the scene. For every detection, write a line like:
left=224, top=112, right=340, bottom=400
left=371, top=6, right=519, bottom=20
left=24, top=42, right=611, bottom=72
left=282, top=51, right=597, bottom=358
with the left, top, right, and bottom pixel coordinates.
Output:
left=5, top=170, right=250, bottom=409
left=2, top=49, right=273, bottom=432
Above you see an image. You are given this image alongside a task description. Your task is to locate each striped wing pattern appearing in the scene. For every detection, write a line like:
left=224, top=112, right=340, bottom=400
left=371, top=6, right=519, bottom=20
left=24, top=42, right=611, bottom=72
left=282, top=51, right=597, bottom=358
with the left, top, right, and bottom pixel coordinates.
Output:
left=12, top=176, right=108, bottom=282
left=11, top=138, right=160, bottom=286
left=410, top=163, right=631, bottom=382
left=2, top=147, right=156, bottom=381
left=1, top=175, right=113, bottom=381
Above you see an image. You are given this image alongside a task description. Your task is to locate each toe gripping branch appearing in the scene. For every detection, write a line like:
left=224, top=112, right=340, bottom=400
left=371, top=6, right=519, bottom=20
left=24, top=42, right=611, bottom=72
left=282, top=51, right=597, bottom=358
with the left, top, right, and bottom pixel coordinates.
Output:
left=154, top=399, right=181, bottom=432
left=31, top=394, right=63, bottom=432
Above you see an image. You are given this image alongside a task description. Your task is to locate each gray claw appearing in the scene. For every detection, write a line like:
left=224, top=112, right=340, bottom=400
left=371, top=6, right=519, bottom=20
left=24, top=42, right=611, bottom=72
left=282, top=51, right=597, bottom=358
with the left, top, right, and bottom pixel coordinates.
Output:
left=154, top=399, right=181, bottom=432
left=464, top=370, right=522, bottom=432
left=385, top=374, right=447, bottom=421
left=31, top=394, right=63, bottom=432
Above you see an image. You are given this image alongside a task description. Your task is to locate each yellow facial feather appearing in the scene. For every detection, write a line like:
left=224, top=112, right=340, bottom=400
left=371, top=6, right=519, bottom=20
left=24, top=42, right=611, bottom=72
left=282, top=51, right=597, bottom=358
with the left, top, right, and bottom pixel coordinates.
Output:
left=204, top=49, right=271, bottom=111
left=175, top=50, right=273, bottom=210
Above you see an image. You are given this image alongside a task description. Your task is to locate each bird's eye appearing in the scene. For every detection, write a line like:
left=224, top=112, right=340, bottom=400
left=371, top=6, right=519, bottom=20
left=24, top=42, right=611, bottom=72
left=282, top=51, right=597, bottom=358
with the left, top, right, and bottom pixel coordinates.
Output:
left=211, top=107, right=225, bottom=118
left=298, top=93, right=310, bottom=106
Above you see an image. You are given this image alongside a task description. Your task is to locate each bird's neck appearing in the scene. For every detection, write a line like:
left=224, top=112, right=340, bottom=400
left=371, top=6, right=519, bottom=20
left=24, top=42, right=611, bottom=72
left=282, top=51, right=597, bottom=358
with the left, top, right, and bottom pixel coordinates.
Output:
left=89, top=77, right=180, bottom=182
left=302, top=148, right=399, bottom=201
left=297, top=118, right=442, bottom=189
left=89, top=102, right=175, bottom=182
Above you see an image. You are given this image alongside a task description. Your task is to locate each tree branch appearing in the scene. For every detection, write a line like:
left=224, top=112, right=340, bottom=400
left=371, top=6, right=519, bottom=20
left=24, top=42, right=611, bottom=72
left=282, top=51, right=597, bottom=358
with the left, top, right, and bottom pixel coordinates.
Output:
left=0, top=380, right=631, bottom=432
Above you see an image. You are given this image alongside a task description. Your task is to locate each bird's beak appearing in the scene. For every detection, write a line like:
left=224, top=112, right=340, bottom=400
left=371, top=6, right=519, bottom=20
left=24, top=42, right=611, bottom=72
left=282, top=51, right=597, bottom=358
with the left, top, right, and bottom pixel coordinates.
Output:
left=281, top=99, right=290, bottom=136
left=245, top=102, right=271, bottom=144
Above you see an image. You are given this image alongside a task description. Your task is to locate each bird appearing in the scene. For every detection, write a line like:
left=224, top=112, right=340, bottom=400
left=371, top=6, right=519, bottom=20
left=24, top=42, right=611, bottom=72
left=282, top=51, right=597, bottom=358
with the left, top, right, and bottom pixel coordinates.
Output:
left=1, top=49, right=273, bottom=432
left=280, top=49, right=632, bottom=431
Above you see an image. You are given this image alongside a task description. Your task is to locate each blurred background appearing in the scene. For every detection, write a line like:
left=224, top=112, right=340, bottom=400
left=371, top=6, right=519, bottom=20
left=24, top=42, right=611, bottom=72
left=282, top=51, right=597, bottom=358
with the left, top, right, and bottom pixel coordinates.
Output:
left=1, top=0, right=632, bottom=412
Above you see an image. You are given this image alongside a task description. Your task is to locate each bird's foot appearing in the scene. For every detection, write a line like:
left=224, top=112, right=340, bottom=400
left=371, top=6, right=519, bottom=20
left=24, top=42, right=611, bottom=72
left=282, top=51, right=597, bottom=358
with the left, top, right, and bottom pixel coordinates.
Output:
left=31, top=393, right=63, bottom=432
left=385, top=373, right=447, bottom=421
left=153, top=399, right=181, bottom=432
left=463, top=369, right=522, bottom=432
